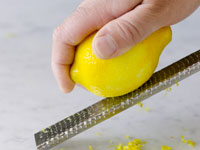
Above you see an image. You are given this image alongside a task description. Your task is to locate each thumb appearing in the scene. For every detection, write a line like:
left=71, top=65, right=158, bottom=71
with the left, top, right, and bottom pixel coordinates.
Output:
left=93, top=4, right=164, bottom=59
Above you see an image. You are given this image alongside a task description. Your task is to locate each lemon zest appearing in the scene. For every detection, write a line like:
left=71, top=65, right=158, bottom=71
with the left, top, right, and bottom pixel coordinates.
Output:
left=161, top=145, right=172, bottom=150
left=89, top=145, right=93, bottom=150
left=126, top=135, right=130, bottom=139
left=110, top=145, right=115, bottom=148
left=175, top=81, right=179, bottom=86
left=109, top=140, right=113, bottom=144
left=165, top=87, right=172, bottom=96
left=166, top=87, right=172, bottom=92
left=115, top=139, right=145, bottom=150
left=182, top=128, right=187, bottom=132
left=96, top=132, right=101, bottom=136
left=41, top=129, right=45, bottom=132
left=144, top=107, right=150, bottom=112
left=137, top=102, right=143, bottom=108
left=181, top=135, right=195, bottom=147
left=7, top=33, right=17, bottom=38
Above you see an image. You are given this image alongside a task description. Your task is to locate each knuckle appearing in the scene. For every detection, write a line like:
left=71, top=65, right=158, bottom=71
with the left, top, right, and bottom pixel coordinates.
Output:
left=53, top=25, right=64, bottom=42
left=146, top=0, right=171, bottom=24
left=52, top=2, right=90, bottom=44
left=75, top=2, right=90, bottom=17
left=144, top=0, right=169, bottom=15
left=53, top=20, right=74, bottom=45
left=75, top=0, right=106, bottom=28
left=116, top=19, right=143, bottom=44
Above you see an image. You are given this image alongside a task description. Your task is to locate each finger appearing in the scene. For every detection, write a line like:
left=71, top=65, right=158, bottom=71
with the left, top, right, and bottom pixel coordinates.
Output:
left=93, top=3, right=164, bottom=59
left=52, top=63, right=74, bottom=93
left=52, top=0, right=141, bottom=92
left=52, top=43, right=75, bottom=93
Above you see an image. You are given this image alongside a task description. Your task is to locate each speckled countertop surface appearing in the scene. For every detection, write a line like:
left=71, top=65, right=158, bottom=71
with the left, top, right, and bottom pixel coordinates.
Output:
left=0, top=1, right=200, bottom=150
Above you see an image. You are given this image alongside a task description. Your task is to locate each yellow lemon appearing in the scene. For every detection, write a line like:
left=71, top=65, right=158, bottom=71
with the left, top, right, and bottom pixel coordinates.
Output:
left=70, top=27, right=172, bottom=97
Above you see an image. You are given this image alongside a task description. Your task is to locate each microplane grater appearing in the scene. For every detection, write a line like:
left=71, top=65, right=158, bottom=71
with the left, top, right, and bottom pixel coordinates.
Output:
left=35, top=49, right=200, bottom=150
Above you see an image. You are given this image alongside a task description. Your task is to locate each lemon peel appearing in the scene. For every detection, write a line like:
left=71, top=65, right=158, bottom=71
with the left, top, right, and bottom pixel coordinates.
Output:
left=71, top=27, right=172, bottom=97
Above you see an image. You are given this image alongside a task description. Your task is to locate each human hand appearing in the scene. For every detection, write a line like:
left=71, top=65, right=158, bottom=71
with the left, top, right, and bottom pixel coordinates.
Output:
left=52, top=0, right=200, bottom=93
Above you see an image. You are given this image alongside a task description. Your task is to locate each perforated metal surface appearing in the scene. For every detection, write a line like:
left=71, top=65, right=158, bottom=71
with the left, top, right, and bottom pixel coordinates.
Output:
left=35, top=50, right=200, bottom=150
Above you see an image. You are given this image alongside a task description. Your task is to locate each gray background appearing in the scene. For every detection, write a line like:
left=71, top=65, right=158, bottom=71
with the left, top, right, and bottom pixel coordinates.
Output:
left=0, top=0, right=199, bottom=150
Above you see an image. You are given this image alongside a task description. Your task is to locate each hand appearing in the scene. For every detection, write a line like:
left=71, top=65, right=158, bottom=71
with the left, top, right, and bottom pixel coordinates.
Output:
left=52, top=0, right=200, bottom=93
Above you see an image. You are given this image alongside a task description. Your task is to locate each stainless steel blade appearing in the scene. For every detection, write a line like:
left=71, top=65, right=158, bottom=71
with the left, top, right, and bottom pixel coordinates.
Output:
left=35, top=49, right=200, bottom=150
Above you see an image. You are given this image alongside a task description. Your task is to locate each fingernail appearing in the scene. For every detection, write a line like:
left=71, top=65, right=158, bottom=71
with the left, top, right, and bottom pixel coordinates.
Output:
left=94, top=34, right=117, bottom=59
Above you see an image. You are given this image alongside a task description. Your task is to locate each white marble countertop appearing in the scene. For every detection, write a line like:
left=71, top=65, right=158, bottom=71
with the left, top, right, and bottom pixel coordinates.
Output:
left=0, top=1, right=199, bottom=150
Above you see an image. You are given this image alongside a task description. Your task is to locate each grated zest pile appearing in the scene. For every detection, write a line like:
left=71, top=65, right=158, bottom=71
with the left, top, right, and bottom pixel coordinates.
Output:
left=115, top=139, right=145, bottom=150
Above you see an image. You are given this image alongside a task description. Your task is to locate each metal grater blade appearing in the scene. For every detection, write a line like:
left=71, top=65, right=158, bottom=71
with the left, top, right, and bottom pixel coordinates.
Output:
left=35, top=50, right=200, bottom=150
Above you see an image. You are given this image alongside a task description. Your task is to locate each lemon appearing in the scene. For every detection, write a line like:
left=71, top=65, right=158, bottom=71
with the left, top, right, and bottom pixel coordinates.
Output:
left=70, top=27, right=172, bottom=97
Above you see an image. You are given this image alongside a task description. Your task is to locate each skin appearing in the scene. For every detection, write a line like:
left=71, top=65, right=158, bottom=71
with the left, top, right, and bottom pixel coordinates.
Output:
left=52, top=0, right=200, bottom=93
